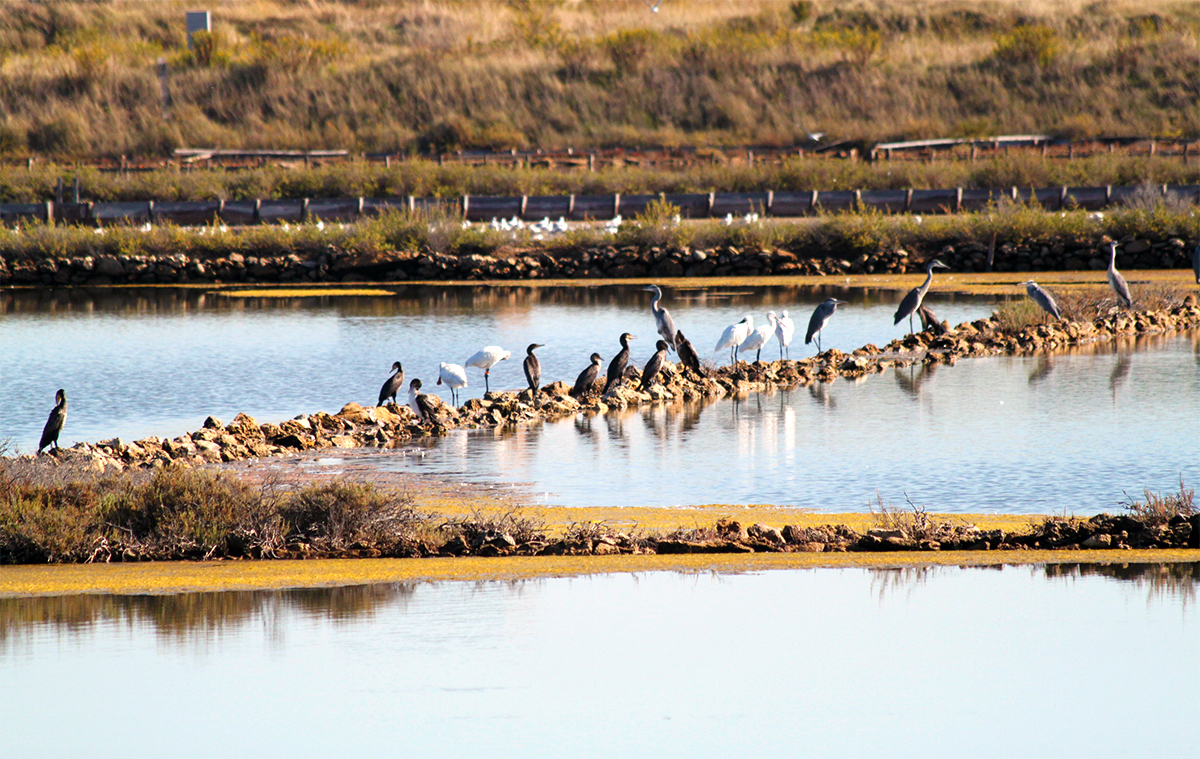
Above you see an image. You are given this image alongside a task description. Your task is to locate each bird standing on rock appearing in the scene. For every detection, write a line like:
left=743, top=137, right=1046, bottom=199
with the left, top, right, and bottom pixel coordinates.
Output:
left=378, top=362, right=404, bottom=406
left=437, top=362, right=468, bottom=405
left=894, top=259, right=949, bottom=335
left=523, top=343, right=543, bottom=400
left=675, top=330, right=704, bottom=376
left=641, top=340, right=670, bottom=391
left=739, top=317, right=775, bottom=364
left=38, top=389, right=67, bottom=454
left=605, top=333, right=636, bottom=391
left=572, top=353, right=603, bottom=397
left=774, top=310, right=795, bottom=360
left=1022, top=281, right=1062, bottom=320
left=408, top=379, right=437, bottom=423
left=806, top=299, right=849, bottom=353
left=714, top=315, right=753, bottom=364
left=642, top=284, right=677, bottom=352
left=1106, top=242, right=1132, bottom=309
left=465, top=346, right=511, bottom=394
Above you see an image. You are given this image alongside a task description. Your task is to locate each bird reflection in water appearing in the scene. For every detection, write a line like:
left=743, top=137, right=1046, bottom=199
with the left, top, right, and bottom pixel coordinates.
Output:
left=1109, top=351, right=1133, bottom=403
left=893, top=363, right=937, bottom=400
left=808, top=380, right=838, bottom=409
left=1027, top=355, right=1054, bottom=386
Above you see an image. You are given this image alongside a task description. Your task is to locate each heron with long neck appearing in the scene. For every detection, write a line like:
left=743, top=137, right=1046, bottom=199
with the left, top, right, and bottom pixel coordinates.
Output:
left=378, top=361, right=404, bottom=406
left=38, top=389, right=67, bottom=454
left=1022, top=281, right=1062, bottom=320
left=605, top=333, right=635, bottom=391
left=1106, top=242, right=1132, bottom=309
left=642, top=284, right=677, bottom=352
left=805, top=299, right=849, bottom=353
left=894, top=259, right=949, bottom=334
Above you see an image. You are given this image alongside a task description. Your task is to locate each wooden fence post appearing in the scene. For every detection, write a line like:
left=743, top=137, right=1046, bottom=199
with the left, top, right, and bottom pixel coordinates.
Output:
left=612, top=193, right=620, bottom=219
left=986, top=232, right=996, bottom=272
left=462, top=195, right=469, bottom=219
left=905, top=188, right=913, bottom=211
left=955, top=187, right=962, bottom=213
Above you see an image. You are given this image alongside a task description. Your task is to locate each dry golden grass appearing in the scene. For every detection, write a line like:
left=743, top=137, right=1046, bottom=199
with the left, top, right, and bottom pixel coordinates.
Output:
left=0, top=0, right=1195, bottom=157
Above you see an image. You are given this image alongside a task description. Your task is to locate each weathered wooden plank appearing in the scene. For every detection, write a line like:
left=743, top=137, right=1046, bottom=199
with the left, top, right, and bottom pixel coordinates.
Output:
left=153, top=201, right=221, bottom=225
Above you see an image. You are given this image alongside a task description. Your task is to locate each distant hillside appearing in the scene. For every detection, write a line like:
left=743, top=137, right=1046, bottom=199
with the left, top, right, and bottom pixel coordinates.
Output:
left=0, top=0, right=1196, bottom=158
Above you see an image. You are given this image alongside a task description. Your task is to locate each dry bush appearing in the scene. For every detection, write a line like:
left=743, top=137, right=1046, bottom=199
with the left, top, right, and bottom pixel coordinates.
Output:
left=442, top=509, right=546, bottom=546
left=1121, top=479, right=1196, bottom=526
left=280, top=481, right=426, bottom=552
left=992, top=298, right=1049, bottom=331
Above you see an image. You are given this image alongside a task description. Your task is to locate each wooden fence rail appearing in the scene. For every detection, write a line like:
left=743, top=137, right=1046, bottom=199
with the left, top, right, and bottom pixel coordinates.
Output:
left=2, top=184, right=1197, bottom=227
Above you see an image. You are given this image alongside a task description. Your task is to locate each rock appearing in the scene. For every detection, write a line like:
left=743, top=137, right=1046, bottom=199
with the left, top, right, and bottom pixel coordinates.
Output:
left=748, top=523, right=784, bottom=544
left=202, top=416, right=224, bottom=430
left=337, top=402, right=372, bottom=424
left=329, top=435, right=360, bottom=448
left=1081, top=534, right=1112, bottom=549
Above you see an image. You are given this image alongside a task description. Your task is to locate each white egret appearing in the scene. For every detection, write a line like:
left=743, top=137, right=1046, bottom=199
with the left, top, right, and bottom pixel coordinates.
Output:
left=773, top=310, right=795, bottom=360
left=739, top=317, right=775, bottom=364
left=437, top=362, right=468, bottom=405
left=465, top=346, right=511, bottom=394
left=714, top=315, right=753, bottom=364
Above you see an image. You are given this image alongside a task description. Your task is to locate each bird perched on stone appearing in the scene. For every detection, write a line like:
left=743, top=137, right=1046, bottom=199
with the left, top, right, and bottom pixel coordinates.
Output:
left=641, top=340, right=670, bottom=391
left=571, top=353, right=603, bottom=397
left=408, top=379, right=437, bottom=423
left=378, top=361, right=404, bottom=406
left=523, top=343, right=543, bottom=403
left=1022, top=280, right=1062, bottom=320
left=605, top=333, right=636, bottom=391
left=675, top=330, right=705, bottom=377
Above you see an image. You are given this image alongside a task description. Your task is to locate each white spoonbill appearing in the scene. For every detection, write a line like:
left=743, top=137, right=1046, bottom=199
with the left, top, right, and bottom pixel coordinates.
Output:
left=437, top=362, right=468, bottom=405
left=739, top=317, right=775, bottom=364
left=714, top=315, right=753, bottom=364
left=465, top=346, right=511, bottom=394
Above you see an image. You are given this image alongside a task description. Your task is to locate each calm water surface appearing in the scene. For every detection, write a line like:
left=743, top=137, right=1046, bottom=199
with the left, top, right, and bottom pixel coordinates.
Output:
left=3, top=286, right=1198, bottom=513
left=2, top=564, right=1196, bottom=758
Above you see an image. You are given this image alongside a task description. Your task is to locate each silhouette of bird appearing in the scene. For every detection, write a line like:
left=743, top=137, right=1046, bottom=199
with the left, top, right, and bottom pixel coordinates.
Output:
left=38, top=389, right=67, bottom=454
left=714, top=315, right=753, bottom=364
left=523, top=343, right=543, bottom=399
left=895, top=259, right=949, bottom=334
left=739, top=317, right=775, bottom=363
left=437, top=362, right=468, bottom=405
left=465, top=345, right=511, bottom=394
left=642, top=284, right=677, bottom=351
left=774, top=310, right=795, bottom=360
left=572, top=353, right=603, bottom=397
left=676, top=330, right=704, bottom=376
left=917, top=304, right=949, bottom=335
left=1192, top=244, right=1199, bottom=285
left=641, top=340, right=670, bottom=391
left=1106, top=242, right=1132, bottom=309
left=378, top=361, right=404, bottom=406
left=407, top=379, right=437, bottom=423
left=1022, top=281, right=1062, bottom=320
left=805, top=299, right=849, bottom=352
left=605, top=333, right=636, bottom=391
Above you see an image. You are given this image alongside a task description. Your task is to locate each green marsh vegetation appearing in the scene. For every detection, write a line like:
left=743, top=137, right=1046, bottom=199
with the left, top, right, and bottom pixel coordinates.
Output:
left=0, top=0, right=1195, bottom=159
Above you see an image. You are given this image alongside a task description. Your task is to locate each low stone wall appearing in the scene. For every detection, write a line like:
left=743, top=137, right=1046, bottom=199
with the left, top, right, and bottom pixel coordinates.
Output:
left=25, top=299, right=1199, bottom=478
left=0, top=235, right=1195, bottom=286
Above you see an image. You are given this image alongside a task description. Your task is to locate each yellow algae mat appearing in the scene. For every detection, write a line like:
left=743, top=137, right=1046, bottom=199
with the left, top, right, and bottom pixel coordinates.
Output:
left=4, top=547, right=1197, bottom=599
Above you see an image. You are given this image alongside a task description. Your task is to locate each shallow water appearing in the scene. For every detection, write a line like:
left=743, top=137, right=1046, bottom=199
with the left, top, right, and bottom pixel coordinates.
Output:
left=3, top=286, right=1197, bottom=513
left=2, top=563, right=1196, bottom=758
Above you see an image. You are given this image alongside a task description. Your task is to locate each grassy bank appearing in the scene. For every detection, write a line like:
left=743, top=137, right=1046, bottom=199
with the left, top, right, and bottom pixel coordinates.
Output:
left=2, top=195, right=1197, bottom=268
left=0, top=0, right=1196, bottom=158
left=3, top=154, right=1199, bottom=203
left=1, top=462, right=1194, bottom=566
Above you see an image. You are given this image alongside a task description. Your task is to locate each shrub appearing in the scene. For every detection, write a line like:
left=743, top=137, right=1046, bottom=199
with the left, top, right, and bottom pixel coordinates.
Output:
left=280, top=482, right=423, bottom=552
left=1121, top=479, right=1196, bottom=526
left=992, top=25, right=1059, bottom=68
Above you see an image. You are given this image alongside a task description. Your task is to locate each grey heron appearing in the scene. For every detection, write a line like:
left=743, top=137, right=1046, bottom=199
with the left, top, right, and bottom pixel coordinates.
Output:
left=605, top=333, right=636, bottom=391
left=572, top=353, right=603, bottom=397
left=1106, top=242, right=1132, bottom=309
left=640, top=340, right=670, bottom=391
left=739, top=317, right=775, bottom=363
left=437, top=362, right=468, bottom=406
left=805, top=298, right=849, bottom=353
left=523, top=343, right=543, bottom=398
left=714, top=315, right=753, bottom=364
left=378, top=361, right=404, bottom=406
left=642, top=284, right=677, bottom=351
left=37, top=389, right=67, bottom=454
left=1022, top=280, right=1062, bottom=320
left=675, top=330, right=704, bottom=376
left=894, top=259, right=949, bottom=334
left=408, top=379, right=437, bottom=423
left=774, top=310, right=795, bottom=359
left=465, top=345, right=511, bottom=394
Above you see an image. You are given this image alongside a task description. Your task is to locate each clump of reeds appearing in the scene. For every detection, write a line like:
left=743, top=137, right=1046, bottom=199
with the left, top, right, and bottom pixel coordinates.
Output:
left=1121, top=479, right=1195, bottom=527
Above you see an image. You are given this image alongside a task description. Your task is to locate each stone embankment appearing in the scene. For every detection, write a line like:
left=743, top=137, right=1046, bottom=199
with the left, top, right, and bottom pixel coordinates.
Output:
left=29, top=299, right=1200, bottom=478
left=0, top=235, right=1194, bottom=286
